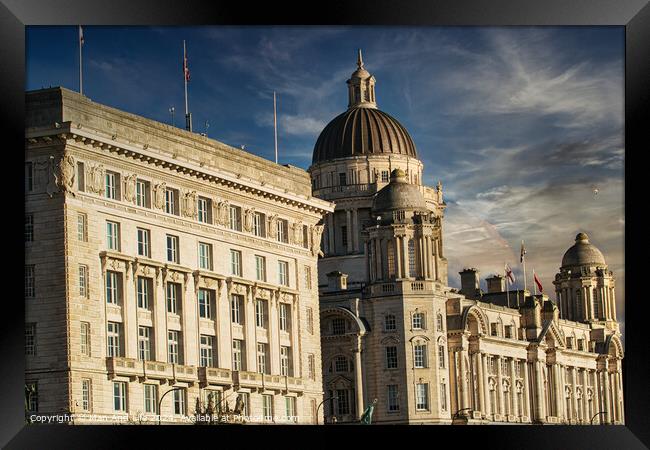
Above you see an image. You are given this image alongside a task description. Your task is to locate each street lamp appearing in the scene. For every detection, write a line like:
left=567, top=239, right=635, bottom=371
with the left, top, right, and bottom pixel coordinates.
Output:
left=316, top=394, right=338, bottom=425
left=590, top=411, right=608, bottom=425
left=158, top=386, right=185, bottom=425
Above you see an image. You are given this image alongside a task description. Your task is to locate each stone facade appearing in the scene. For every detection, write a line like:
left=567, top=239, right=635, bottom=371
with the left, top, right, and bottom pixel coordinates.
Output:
left=25, top=87, right=333, bottom=424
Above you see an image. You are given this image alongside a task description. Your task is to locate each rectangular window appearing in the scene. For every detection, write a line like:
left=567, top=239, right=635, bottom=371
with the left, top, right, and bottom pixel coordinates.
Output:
left=165, top=188, right=177, bottom=215
left=505, top=325, right=513, bottom=339
left=198, top=242, right=212, bottom=270
left=341, top=226, right=348, bottom=248
left=255, top=299, right=267, bottom=328
left=339, top=172, right=347, bottom=186
left=387, top=385, right=399, bottom=412
left=81, top=379, right=91, bottom=411
left=168, top=330, right=181, bottom=364
left=440, top=383, right=447, bottom=411
left=277, top=219, right=288, bottom=243
left=239, top=392, right=250, bottom=416
left=25, top=323, right=36, bottom=356
left=204, top=390, right=222, bottom=414
left=166, top=235, right=179, bottom=263
left=335, top=389, right=349, bottom=415
left=200, top=335, right=215, bottom=367
left=438, top=345, right=446, bottom=368
left=416, top=383, right=429, bottom=411
left=135, top=179, right=149, bottom=208
left=137, top=228, right=151, bottom=257
left=414, top=344, right=427, bottom=368
left=144, top=384, right=158, bottom=414
left=105, top=171, right=119, bottom=200
left=77, top=213, right=87, bottom=242
left=105, top=271, right=120, bottom=305
left=107, top=322, right=121, bottom=357
left=79, top=265, right=88, bottom=297
left=80, top=322, right=91, bottom=356
left=166, top=282, right=180, bottom=314
left=262, top=395, right=274, bottom=422
left=198, top=289, right=213, bottom=319
left=386, top=346, right=398, bottom=369
left=25, top=162, right=34, bottom=192
left=302, top=225, right=309, bottom=249
left=412, top=313, right=424, bottom=330
left=332, top=318, right=346, bottom=335
left=278, top=261, right=289, bottom=286
left=137, top=277, right=151, bottom=309
left=25, top=265, right=35, bottom=298
left=26, top=382, right=38, bottom=412
left=230, top=249, right=242, bottom=277
left=255, top=255, right=266, bottom=282
left=490, top=323, right=498, bottom=337
left=113, top=382, right=127, bottom=412
left=306, top=307, right=314, bottom=334
left=253, top=212, right=265, bottom=237
left=304, top=265, right=312, bottom=290
left=25, top=214, right=34, bottom=242
left=385, top=314, right=396, bottom=331
left=229, top=205, right=242, bottom=231
left=381, top=170, right=389, bottom=183
left=279, top=303, right=290, bottom=332
left=106, top=221, right=120, bottom=251
left=138, top=326, right=153, bottom=361
left=232, top=339, right=244, bottom=371
left=173, top=388, right=186, bottom=415
left=308, top=354, right=316, bottom=380
left=280, top=346, right=291, bottom=376
left=231, top=294, right=243, bottom=324
left=197, top=197, right=210, bottom=223
left=285, top=397, right=296, bottom=421
left=257, top=343, right=269, bottom=374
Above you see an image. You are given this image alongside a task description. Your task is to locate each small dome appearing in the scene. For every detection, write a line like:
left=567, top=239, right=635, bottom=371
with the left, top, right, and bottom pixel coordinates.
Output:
left=561, top=232, right=607, bottom=267
left=372, top=169, right=427, bottom=213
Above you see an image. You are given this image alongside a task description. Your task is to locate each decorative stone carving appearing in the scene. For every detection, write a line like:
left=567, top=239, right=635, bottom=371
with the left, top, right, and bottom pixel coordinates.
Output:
left=291, top=221, right=303, bottom=245
left=153, top=182, right=167, bottom=210
left=268, top=214, right=279, bottom=238
left=243, top=208, right=255, bottom=232
left=123, top=173, right=137, bottom=203
left=310, top=224, right=324, bottom=257
left=86, top=164, right=105, bottom=195
left=217, top=200, right=230, bottom=226
left=55, top=154, right=76, bottom=195
left=181, top=190, right=198, bottom=219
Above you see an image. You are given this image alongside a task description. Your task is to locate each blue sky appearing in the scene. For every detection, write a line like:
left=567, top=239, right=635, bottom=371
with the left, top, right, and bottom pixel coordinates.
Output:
left=26, top=26, right=625, bottom=332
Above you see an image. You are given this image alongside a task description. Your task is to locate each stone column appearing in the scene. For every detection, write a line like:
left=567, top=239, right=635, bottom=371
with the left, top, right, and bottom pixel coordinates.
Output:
left=433, top=237, right=440, bottom=281
left=218, top=280, right=232, bottom=369
left=154, top=269, right=167, bottom=362
left=610, top=288, right=617, bottom=321
left=417, top=236, right=425, bottom=279
left=570, top=368, right=578, bottom=422
left=510, top=359, right=518, bottom=419
left=327, top=213, right=335, bottom=255
left=616, top=370, right=624, bottom=423
left=394, top=237, right=402, bottom=279
left=496, top=356, right=504, bottom=417
left=268, top=292, right=280, bottom=374
left=244, top=287, right=257, bottom=372
left=402, top=236, right=410, bottom=278
left=375, top=238, right=382, bottom=281
left=354, top=338, right=364, bottom=419
left=459, top=349, right=469, bottom=412
left=534, top=361, right=545, bottom=420
left=556, top=364, right=565, bottom=420
left=522, top=360, right=531, bottom=419
left=346, top=209, right=353, bottom=253
left=581, top=369, right=588, bottom=423
left=183, top=273, right=198, bottom=366
left=449, top=348, right=459, bottom=414
left=476, top=352, right=486, bottom=416
left=352, top=209, right=359, bottom=252
left=124, top=264, right=138, bottom=359
left=290, top=297, right=300, bottom=378
left=481, top=354, right=491, bottom=417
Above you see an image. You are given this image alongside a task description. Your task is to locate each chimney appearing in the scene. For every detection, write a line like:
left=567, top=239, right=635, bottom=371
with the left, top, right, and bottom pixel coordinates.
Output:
left=459, top=268, right=480, bottom=300
left=486, top=274, right=505, bottom=293
left=326, top=271, right=348, bottom=291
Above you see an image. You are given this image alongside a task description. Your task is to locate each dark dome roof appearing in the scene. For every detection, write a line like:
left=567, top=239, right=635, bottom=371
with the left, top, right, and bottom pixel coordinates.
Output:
left=312, top=107, right=418, bottom=164
left=372, top=169, right=427, bottom=213
left=561, top=233, right=607, bottom=267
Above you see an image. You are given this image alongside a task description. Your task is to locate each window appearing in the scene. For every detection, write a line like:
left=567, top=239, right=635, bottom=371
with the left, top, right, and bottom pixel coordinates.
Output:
left=79, top=265, right=88, bottom=297
left=332, top=318, right=346, bottom=335
left=77, top=162, right=85, bottom=191
left=437, top=313, right=444, bottom=332
left=105, top=271, right=120, bottom=305
left=381, top=170, right=389, bottom=183
left=386, top=346, right=398, bottom=369
left=107, top=322, right=121, bottom=357
left=577, top=338, right=585, bottom=351
left=280, top=346, right=291, bottom=376
left=238, top=393, right=250, bottom=416
left=200, top=335, right=215, bottom=367
left=81, top=379, right=91, bottom=411
left=229, top=205, right=242, bottom=231
left=168, top=330, right=181, bottom=364
left=255, top=255, right=266, bottom=282
left=137, top=228, right=151, bottom=257
left=566, top=337, right=574, bottom=349
left=263, top=395, right=274, bottom=422
left=232, top=339, right=244, bottom=371
left=304, top=265, right=312, bottom=290
left=490, top=323, right=498, bottom=337
left=80, top=322, right=91, bottom=356
left=416, top=383, right=429, bottom=410
left=335, top=389, right=350, bottom=415
left=592, top=291, right=600, bottom=319
left=144, top=384, right=157, bottom=414
left=198, top=242, right=212, bottom=270
left=166, top=282, right=180, bottom=314
left=504, top=325, right=513, bottom=339
left=25, top=214, right=34, bottom=242
left=278, top=261, right=289, bottom=286
left=385, top=314, right=396, bottom=331
left=113, top=382, right=127, bottom=412
left=255, top=300, right=267, bottom=328
left=339, top=172, right=347, bottom=186
left=165, top=188, right=177, bottom=215
left=412, top=312, right=424, bottom=330
left=306, top=307, right=314, bottom=334
left=230, top=249, right=242, bottom=276
left=77, top=213, right=87, bottom=242
left=438, top=345, right=446, bottom=368
left=138, top=326, right=152, bottom=361
left=341, top=226, right=348, bottom=248
left=25, top=382, right=38, bottom=412
left=25, top=323, right=36, bottom=356
left=173, top=388, right=186, bottom=415
left=257, top=343, right=268, bottom=374
left=25, top=162, right=34, bottom=192
left=25, top=265, right=35, bottom=298
left=408, top=239, right=417, bottom=277
left=106, top=221, right=120, bottom=251
left=197, top=197, right=210, bottom=223
left=279, top=303, right=290, bottom=332
left=414, top=344, right=427, bottom=368
left=137, top=277, right=151, bottom=309
left=198, top=289, right=213, bottom=319
left=302, top=225, right=310, bottom=249
left=231, top=294, right=243, bottom=324
left=166, top=235, right=179, bottom=263
left=387, top=385, right=399, bottom=412
left=252, top=212, right=265, bottom=237
left=277, top=219, right=288, bottom=243
left=308, top=354, right=316, bottom=380
left=285, top=397, right=297, bottom=421
left=135, top=179, right=149, bottom=207
left=440, top=382, right=448, bottom=411
left=334, top=356, right=348, bottom=373
left=105, top=171, right=119, bottom=199
left=387, top=244, right=395, bottom=277
left=204, top=390, right=222, bottom=414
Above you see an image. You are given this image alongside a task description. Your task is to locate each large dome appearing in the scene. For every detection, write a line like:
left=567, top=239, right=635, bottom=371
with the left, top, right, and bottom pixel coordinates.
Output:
left=312, top=107, right=418, bottom=164
left=561, top=232, right=607, bottom=267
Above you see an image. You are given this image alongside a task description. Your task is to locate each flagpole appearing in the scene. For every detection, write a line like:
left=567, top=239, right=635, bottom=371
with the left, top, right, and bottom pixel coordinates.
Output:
left=273, top=91, right=278, bottom=164
left=533, top=268, right=538, bottom=295
left=183, top=40, right=192, bottom=132
left=505, top=263, right=510, bottom=308
left=78, top=26, right=83, bottom=95
left=521, top=240, right=527, bottom=293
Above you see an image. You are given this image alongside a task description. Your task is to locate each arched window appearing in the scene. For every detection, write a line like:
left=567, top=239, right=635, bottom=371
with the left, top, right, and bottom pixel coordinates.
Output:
left=387, top=243, right=396, bottom=278
left=436, top=313, right=444, bottom=332
left=408, top=239, right=417, bottom=278
left=592, top=288, right=600, bottom=319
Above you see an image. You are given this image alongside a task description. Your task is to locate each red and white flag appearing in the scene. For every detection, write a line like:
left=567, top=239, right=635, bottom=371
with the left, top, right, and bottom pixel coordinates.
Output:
left=79, top=26, right=84, bottom=46
left=183, top=51, right=190, bottom=82
left=534, top=272, right=543, bottom=292
left=505, top=264, right=515, bottom=285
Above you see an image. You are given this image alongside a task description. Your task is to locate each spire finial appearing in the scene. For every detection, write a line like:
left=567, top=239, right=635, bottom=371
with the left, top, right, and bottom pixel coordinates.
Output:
left=357, top=48, right=364, bottom=69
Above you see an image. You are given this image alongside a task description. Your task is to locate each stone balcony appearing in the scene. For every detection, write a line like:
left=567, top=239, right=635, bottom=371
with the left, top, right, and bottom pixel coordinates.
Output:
left=173, top=364, right=199, bottom=385
left=233, top=371, right=264, bottom=390
left=313, top=183, right=376, bottom=200
left=107, top=357, right=144, bottom=379
left=286, top=376, right=304, bottom=393
left=198, top=367, right=233, bottom=387
left=143, top=360, right=174, bottom=381
left=365, top=280, right=443, bottom=297
left=232, top=371, right=304, bottom=393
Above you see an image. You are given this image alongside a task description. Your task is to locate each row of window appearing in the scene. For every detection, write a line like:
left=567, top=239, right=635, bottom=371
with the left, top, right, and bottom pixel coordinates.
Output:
left=312, top=169, right=420, bottom=190
left=327, top=312, right=445, bottom=336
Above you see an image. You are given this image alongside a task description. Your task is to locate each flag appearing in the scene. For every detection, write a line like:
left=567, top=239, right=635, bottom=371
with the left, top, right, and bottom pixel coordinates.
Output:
left=520, top=241, right=526, bottom=263
left=79, top=25, right=84, bottom=46
left=534, top=272, right=543, bottom=292
left=505, top=264, right=515, bottom=285
left=183, top=52, right=190, bottom=82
